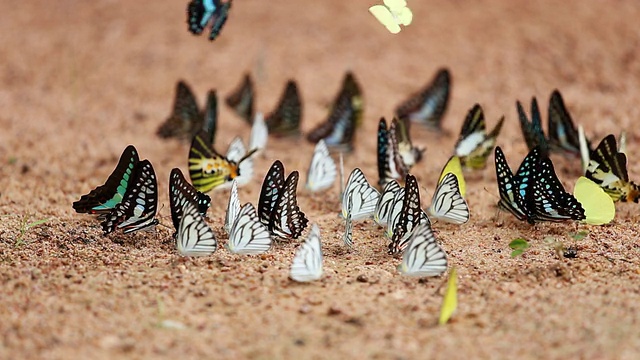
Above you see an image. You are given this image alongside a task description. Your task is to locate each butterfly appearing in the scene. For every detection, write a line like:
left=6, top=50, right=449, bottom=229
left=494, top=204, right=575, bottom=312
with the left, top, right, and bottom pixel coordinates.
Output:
left=494, top=146, right=540, bottom=222
left=395, top=68, right=450, bottom=130
left=368, top=0, right=413, bottom=34
left=394, top=117, right=424, bottom=168
left=547, top=90, right=586, bottom=157
left=265, top=80, right=302, bottom=137
left=249, top=112, right=268, bottom=155
left=397, top=222, right=447, bottom=277
left=530, top=156, right=585, bottom=223
left=73, top=145, right=140, bottom=216
left=388, top=174, right=430, bottom=256
left=343, top=204, right=354, bottom=249
left=377, top=118, right=409, bottom=188
left=573, top=176, right=615, bottom=225
left=201, top=90, right=218, bottom=145
left=225, top=73, right=254, bottom=124
left=454, top=104, right=504, bottom=170
left=220, top=137, right=254, bottom=189
left=157, top=81, right=217, bottom=142
left=174, top=199, right=217, bottom=257
left=385, top=186, right=406, bottom=238
left=341, top=168, right=380, bottom=221
left=224, top=179, right=241, bottom=234
left=585, top=134, right=640, bottom=203
left=428, top=173, right=469, bottom=225
left=307, top=72, right=363, bottom=152
left=306, top=140, right=337, bottom=192
left=289, top=224, right=323, bottom=282
left=268, top=171, right=309, bottom=240
left=101, top=160, right=159, bottom=234
left=169, top=168, right=211, bottom=235
left=258, top=160, right=286, bottom=227
left=187, top=0, right=232, bottom=41
left=439, top=267, right=458, bottom=325
left=374, top=180, right=402, bottom=226
left=188, top=130, right=256, bottom=193
left=579, top=125, right=590, bottom=174
left=517, top=98, right=550, bottom=155
left=438, top=156, right=466, bottom=198
left=227, top=203, right=272, bottom=254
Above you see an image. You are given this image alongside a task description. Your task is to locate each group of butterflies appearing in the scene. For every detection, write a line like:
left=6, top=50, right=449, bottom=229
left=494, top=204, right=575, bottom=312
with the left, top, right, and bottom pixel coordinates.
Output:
left=186, top=0, right=416, bottom=42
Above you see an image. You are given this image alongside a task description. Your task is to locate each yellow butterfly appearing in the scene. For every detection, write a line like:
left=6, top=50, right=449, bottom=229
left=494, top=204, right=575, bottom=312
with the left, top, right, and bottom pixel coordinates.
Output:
left=573, top=176, right=615, bottom=225
left=438, top=156, right=466, bottom=197
left=439, top=267, right=458, bottom=325
left=188, top=130, right=255, bottom=193
left=369, top=0, right=413, bottom=34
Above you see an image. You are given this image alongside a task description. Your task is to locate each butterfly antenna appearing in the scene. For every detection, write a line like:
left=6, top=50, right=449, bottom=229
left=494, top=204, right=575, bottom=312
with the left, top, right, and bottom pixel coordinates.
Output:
left=238, top=148, right=258, bottom=165
left=339, top=152, right=345, bottom=200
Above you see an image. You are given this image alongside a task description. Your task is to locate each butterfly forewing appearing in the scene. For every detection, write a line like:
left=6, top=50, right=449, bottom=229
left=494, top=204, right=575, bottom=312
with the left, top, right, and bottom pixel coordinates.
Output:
left=548, top=90, right=582, bottom=157
left=341, top=168, right=380, bottom=220
left=398, top=222, right=447, bottom=277
left=290, top=224, right=323, bottom=282
left=429, top=173, right=469, bottom=224
left=269, top=171, right=308, bottom=239
left=258, top=160, right=286, bottom=226
left=374, top=180, right=402, bottom=226
left=388, top=174, right=425, bottom=255
left=202, top=90, right=218, bottom=145
left=306, top=140, right=337, bottom=192
left=224, top=180, right=241, bottom=234
left=228, top=203, right=272, bottom=254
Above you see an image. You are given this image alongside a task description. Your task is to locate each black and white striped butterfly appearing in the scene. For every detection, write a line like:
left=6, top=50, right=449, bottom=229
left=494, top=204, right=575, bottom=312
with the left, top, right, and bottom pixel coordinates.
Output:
left=224, top=179, right=240, bottom=234
left=227, top=203, right=272, bottom=254
left=532, top=157, right=585, bottom=222
left=290, top=224, right=323, bottom=282
left=101, top=160, right=159, bottom=235
left=306, top=139, right=337, bottom=192
left=377, top=118, right=410, bottom=187
left=395, top=68, right=450, bottom=131
left=428, top=173, right=469, bottom=224
left=269, top=171, right=308, bottom=239
left=388, top=174, right=430, bottom=256
left=225, top=73, right=254, bottom=124
left=341, top=168, right=380, bottom=220
left=374, top=180, right=402, bottom=226
left=169, top=168, right=211, bottom=232
left=398, top=222, right=447, bottom=277
left=174, top=200, right=217, bottom=257
left=385, top=186, right=406, bottom=238
left=258, top=160, right=286, bottom=226
left=343, top=201, right=354, bottom=249
left=187, top=0, right=232, bottom=41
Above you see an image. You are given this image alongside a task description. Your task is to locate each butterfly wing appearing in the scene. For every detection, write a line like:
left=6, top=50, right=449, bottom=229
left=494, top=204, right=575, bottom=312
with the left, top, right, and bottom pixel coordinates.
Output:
left=258, top=160, right=286, bottom=226
left=429, top=173, right=470, bottom=224
left=385, top=187, right=406, bottom=238
left=249, top=112, right=268, bottom=154
left=269, top=171, right=309, bottom=239
left=494, top=146, right=528, bottom=221
left=388, top=174, right=426, bottom=255
left=224, top=180, right=241, bottom=234
left=398, top=222, right=447, bottom=277
left=176, top=200, right=217, bottom=256
left=547, top=90, right=582, bottom=157
left=202, top=90, right=218, bottom=145
left=438, top=156, right=466, bottom=198
left=207, top=0, right=232, bottom=41
left=225, top=73, right=255, bottom=124
left=227, top=203, right=272, bottom=254
left=395, top=68, right=450, bottom=130
left=265, top=80, right=302, bottom=137
left=374, top=180, right=402, bottom=226
left=169, top=167, right=211, bottom=233
left=187, top=0, right=216, bottom=34
left=573, top=176, right=615, bottom=225
left=517, top=98, right=549, bottom=154
left=73, top=145, right=140, bottom=214
left=376, top=118, right=392, bottom=187
left=306, top=140, right=338, bottom=192
left=290, top=224, right=323, bottom=282
left=369, top=5, right=401, bottom=34
left=342, top=168, right=380, bottom=220
left=157, top=81, right=202, bottom=140
left=531, top=157, right=585, bottom=222
left=343, top=208, right=354, bottom=249
left=188, top=130, right=237, bottom=192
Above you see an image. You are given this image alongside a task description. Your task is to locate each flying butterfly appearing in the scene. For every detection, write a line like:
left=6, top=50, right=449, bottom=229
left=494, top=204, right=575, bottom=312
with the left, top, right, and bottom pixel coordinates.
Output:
left=188, top=130, right=256, bottom=193
left=258, top=160, right=286, bottom=227
left=369, top=0, right=413, bottom=34
left=169, top=168, right=211, bottom=235
left=225, top=73, right=254, bottom=124
left=397, top=222, right=447, bottom=277
left=573, top=176, right=615, bottom=225
left=374, top=180, right=402, bottom=226
left=187, top=0, right=232, bottom=41
left=73, top=145, right=140, bottom=216
left=306, top=140, right=338, bottom=193
left=428, top=173, right=469, bottom=225
left=224, top=179, right=241, bottom=234
left=548, top=90, right=586, bottom=157
left=395, top=68, right=450, bottom=130
left=101, top=160, right=159, bottom=235
left=227, top=203, right=272, bottom=254
left=517, top=98, right=549, bottom=155
left=454, top=104, right=504, bottom=170
left=585, top=134, right=640, bottom=203
left=341, top=168, right=380, bottom=221
left=290, top=224, right=323, bottom=282
left=249, top=112, right=268, bottom=155
left=269, top=171, right=309, bottom=240
left=388, top=174, right=430, bottom=256
left=307, top=72, right=363, bottom=152
left=265, top=80, right=302, bottom=137
left=394, top=117, right=424, bottom=168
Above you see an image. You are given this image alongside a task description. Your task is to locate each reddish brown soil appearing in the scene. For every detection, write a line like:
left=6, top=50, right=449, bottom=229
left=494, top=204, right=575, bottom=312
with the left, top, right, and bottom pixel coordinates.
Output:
left=1, top=1, right=640, bottom=359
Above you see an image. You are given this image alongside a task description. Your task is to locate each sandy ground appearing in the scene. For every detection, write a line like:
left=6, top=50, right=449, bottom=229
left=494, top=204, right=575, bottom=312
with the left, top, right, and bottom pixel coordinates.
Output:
left=1, top=1, right=640, bottom=359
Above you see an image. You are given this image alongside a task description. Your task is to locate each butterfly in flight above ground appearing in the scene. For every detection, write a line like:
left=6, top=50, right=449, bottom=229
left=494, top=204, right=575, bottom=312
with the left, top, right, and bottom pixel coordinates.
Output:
left=187, top=0, right=232, bottom=41
left=369, top=0, right=413, bottom=34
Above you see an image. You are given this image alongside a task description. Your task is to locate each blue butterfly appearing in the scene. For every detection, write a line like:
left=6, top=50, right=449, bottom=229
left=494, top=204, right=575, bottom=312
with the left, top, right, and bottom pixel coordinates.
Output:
left=187, top=0, right=232, bottom=41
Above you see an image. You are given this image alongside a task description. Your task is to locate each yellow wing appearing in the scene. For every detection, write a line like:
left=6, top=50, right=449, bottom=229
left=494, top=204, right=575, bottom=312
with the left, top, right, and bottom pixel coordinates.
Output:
left=439, top=267, right=458, bottom=325
left=573, top=176, right=615, bottom=225
left=369, top=5, right=401, bottom=34
left=438, top=156, right=466, bottom=197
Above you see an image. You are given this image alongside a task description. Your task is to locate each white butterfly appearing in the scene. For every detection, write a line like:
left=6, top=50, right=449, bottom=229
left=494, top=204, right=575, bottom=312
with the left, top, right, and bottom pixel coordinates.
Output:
left=374, top=180, right=402, bottom=226
left=369, top=0, right=413, bottom=34
left=306, top=139, right=337, bottom=192
left=428, top=173, right=470, bottom=224
left=398, top=222, right=447, bottom=277
left=343, top=202, right=354, bottom=249
left=222, top=137, right=254, bottom=188
left=227, top=203, right=272, bottom=254
left=385, top=187, right=406, bottom=238
left=341, top=168, right=380, bottom=220
left=290, top=224, right=323, bottom=282
left=224, top=180, right=241, bottom=234
left=249, top=112, right=268, bottom=154
left=176, top=200, right=218, bottom=257
left=579, top=125, right=590, bottom=174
